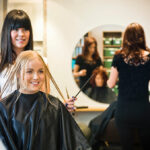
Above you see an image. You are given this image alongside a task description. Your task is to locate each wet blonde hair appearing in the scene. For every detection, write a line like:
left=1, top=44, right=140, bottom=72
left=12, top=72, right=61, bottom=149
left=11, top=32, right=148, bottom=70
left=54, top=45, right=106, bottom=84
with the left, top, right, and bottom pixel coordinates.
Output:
left=1, top=50, right=65, bottom=102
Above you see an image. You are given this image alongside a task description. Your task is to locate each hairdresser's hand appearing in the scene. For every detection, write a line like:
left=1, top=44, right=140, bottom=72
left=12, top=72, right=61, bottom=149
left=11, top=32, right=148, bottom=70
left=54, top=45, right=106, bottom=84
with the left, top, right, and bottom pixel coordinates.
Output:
left=79, top=69, right=87, bottom=77
left=64, top=97, right=77, bottom=112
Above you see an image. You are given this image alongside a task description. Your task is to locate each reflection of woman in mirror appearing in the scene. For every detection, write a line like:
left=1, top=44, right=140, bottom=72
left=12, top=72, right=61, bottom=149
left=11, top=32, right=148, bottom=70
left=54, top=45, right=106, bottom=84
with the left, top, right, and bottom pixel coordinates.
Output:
left=85, top=66, right=116, bottom=103
left=73, top=37, right=102, bottom=91
left=107, top=23, right=150, bottom=150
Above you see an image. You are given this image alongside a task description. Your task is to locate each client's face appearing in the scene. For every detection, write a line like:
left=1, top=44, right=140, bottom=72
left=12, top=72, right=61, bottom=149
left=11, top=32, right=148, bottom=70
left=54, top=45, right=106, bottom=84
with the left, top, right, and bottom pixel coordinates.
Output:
left=95, top=74, right=104, bottom=87
left=20, top=58, right=45, bottom=94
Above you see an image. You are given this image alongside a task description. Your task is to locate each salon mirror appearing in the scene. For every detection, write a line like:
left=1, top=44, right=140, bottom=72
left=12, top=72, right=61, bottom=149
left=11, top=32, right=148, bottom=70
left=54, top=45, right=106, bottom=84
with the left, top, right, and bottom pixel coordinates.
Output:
left=72, top=25, right=124, bottom=104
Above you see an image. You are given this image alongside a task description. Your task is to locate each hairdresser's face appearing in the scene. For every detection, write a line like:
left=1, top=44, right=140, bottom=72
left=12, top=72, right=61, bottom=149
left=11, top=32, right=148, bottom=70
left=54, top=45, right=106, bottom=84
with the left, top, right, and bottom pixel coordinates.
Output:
left=11, top=28, right=30, bottom=55
left=95, top=74, right=104, bottom=87
left=88, top=43, right=96, bottom=55
left=20, top=58, right=45, bottom=94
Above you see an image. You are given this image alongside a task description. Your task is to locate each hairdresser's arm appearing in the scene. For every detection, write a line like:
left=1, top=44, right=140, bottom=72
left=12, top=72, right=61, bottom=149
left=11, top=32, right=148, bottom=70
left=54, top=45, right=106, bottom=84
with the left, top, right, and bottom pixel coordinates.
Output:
left=107, top=67, right=118, bottom=88
left=73, top=65, right=86, bottom=77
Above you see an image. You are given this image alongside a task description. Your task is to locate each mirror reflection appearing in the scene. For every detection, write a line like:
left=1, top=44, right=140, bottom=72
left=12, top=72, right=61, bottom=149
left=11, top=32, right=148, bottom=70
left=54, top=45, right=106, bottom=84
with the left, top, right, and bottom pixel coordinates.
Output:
left=72, top=26, right=123, bottom=104
left=73, top=36, right=102, bottom=91
left=84, top=66, right=117, bottom=103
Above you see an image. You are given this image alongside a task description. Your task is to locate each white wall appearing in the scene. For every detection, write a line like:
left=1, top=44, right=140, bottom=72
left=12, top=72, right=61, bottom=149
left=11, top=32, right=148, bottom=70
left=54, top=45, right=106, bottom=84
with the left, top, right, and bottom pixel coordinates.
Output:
left=46, top=0, right=150, bottom=108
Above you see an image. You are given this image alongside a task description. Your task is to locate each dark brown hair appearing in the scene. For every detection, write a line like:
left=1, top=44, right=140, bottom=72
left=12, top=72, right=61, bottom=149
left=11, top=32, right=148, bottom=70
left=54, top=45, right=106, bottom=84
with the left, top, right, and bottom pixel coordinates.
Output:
left=118, top=23, right=149, bottom=61
left=82, top=36, right=100, bottom=61
left=90, top=66, right=108, bottom=87
left=0, top=9, right=33, bottom=72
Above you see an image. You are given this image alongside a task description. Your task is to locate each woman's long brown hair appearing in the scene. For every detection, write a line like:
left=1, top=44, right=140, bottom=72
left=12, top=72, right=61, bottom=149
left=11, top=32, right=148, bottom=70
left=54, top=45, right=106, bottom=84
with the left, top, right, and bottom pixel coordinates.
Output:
left=82, top=36, right=100, bottom=61
left=118, top=23, right=149, bottom=61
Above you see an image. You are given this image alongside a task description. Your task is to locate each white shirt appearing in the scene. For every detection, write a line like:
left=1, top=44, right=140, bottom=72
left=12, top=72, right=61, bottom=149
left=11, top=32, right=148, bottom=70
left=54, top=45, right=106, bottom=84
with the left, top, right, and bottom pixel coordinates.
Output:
left=0, top=65, right=17, bottom=99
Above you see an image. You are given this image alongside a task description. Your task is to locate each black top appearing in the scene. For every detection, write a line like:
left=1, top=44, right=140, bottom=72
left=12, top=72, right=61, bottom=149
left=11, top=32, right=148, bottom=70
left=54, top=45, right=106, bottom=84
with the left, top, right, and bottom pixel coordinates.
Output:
left=112, top=53, right=150, bottom=127
left=0, top=90, right=91, bottom=150
left=76, top=55, right=102, bottom=90
left=85, top=86, right=117, bottom=104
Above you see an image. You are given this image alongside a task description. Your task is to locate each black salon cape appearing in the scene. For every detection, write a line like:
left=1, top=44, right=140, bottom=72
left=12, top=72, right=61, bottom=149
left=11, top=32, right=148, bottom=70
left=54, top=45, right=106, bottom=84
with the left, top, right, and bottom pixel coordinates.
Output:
left=88, top=101, right=117, bottom=149
left=0, top=90, right=91, bottom=150
left=84, top=87, right=117, bottom=104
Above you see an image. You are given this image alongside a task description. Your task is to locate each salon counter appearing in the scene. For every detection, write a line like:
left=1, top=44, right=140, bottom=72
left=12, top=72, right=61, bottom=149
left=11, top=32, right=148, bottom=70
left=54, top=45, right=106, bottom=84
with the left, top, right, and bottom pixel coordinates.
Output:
left=74, top=107, right=107, bottom=125
left=76, top=107, right=106, bottom=112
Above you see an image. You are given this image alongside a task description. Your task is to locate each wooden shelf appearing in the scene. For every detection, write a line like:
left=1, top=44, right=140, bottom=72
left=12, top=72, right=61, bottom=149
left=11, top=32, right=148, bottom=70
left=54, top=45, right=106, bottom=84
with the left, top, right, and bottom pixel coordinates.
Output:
left=103, top=45, right=121, bottom=48
left=104, top=56, right=113, bottom=59
left=103, top=31, right=122, bottom=37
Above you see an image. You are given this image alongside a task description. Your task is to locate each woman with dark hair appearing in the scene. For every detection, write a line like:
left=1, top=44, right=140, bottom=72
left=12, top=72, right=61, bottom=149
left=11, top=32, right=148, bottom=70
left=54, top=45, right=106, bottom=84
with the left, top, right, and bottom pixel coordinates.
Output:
left=107, top=23, right=150, bottom=150
left=85, top=66, right=116, bottom=103
left=73, top=36, right=102, bottom=91
left=0, top=9, right=33, bottom=99
left=0, top=9, right=33, bottom=71
left=0, top=9, right=75, bottom=112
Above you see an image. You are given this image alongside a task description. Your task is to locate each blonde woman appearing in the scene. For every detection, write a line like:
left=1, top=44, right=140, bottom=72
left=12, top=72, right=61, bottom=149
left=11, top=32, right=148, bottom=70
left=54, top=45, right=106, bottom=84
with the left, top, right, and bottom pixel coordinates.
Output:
left=0, top=51, right=91, bottom=150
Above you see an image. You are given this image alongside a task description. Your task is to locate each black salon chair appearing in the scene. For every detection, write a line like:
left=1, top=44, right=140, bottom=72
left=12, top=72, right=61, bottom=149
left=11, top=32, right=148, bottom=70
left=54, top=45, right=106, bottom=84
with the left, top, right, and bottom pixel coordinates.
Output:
left=98, top=118, right=142, bottom=150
